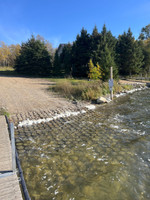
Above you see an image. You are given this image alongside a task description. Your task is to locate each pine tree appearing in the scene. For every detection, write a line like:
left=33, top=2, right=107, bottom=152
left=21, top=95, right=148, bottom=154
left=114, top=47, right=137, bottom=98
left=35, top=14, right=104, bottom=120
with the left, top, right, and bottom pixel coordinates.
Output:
left=60, top=44, right=72, bottom=76
left=72, top=28, right=91, bottom=77
left=14, top=35, right=52, bottom=76
left=116, top=29, right=144, bottom=76
left=90, top=26, right=101, bottom=65
left=53, top=49, right=61, bottom=76
left=97, top=25, right=118, bottom=80
left=100, top=43, right=117, bottom=80
left=132, top=41, right=144, bottom=75
left=53, top=43, right=72, bottom=77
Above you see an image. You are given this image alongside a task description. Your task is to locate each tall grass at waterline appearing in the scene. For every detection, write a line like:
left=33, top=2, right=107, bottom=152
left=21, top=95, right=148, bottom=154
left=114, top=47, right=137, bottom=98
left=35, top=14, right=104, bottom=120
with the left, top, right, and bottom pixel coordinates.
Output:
left=50, top=79, right=134, bottom=101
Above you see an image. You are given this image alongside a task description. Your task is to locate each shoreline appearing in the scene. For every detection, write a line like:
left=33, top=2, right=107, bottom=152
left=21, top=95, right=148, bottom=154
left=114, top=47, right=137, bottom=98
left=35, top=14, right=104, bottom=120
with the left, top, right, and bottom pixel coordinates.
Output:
left=16, top=84, right=149, bottom=127
left=114, top=84, right=148, bottom=98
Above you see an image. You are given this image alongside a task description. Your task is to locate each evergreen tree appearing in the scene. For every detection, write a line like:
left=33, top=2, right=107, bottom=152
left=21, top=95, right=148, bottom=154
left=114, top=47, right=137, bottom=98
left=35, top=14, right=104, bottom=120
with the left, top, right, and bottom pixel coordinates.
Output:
left=133, top=41, right=145, bottom=74
left=72, top=28, right=91, bottom=77
left=59, top=44, right=72, bottom=76
left=100, top=44, right=117, bottom=80
left=53, top=43, right=72, bottom=77
left=97, top=25, right=118, bottom=80
left=90, top=26, right=101, bottom=65
left=116, top=29, right=144, bottom=76
left=14, top=35, right=52, bottom=76
left=53, top=49, right=61, bottom=76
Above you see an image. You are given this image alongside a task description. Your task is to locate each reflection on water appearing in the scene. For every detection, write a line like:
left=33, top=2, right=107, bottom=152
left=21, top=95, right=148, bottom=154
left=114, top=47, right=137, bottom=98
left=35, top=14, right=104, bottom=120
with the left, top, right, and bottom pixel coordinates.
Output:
left=15, top=89, right=150, bottom=200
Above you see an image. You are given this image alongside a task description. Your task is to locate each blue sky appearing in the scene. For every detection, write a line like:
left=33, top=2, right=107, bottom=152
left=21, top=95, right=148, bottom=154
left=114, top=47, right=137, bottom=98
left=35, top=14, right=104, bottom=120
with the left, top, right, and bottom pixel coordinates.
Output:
left=0, top=0, right=150, bottom=47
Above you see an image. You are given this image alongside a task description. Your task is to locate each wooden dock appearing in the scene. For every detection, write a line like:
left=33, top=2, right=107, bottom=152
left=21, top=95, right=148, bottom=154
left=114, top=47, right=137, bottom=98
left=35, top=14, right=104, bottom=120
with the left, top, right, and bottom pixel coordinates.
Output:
left=0, top=116, right=23, bottom=200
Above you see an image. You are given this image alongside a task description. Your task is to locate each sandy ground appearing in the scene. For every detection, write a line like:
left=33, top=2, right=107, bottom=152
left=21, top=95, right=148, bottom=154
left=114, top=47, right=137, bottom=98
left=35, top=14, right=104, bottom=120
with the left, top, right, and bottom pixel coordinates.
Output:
left=0, top=76, right=76, bottom=114
left=119, top=79, right=150, bottom=84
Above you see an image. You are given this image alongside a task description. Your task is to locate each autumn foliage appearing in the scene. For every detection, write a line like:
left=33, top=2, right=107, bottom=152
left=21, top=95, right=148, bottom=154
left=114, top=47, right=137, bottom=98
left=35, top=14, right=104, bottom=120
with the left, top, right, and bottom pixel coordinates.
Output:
left=88, top=59, right=104, bottom=80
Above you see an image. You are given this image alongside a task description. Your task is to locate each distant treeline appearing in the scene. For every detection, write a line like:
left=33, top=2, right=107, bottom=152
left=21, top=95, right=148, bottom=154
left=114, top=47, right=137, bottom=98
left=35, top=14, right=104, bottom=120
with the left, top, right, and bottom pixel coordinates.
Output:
left=1, top=24, right=150, bottom=79
left=53, top=24, right=150, bottom=79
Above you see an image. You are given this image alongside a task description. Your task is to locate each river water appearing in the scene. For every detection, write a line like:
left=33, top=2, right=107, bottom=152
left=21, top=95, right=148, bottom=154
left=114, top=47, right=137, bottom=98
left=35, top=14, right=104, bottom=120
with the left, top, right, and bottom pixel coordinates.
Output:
left=16, top=88, right=150, bottom=200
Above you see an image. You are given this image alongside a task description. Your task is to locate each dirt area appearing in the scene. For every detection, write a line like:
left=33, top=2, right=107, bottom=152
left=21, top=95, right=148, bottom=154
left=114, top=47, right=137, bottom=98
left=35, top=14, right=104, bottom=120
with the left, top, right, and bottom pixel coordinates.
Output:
left=0, top=76, right=78, bottom=115
left=0, top=76, right=148, bottom=117
left=119, top=79, right=150, bottom=84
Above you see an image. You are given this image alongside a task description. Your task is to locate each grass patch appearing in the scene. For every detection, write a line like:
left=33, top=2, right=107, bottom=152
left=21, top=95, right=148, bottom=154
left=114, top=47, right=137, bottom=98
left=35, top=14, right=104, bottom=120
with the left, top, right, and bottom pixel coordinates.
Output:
left=0, top=66, right=14, bottom=71
left=0, top=66, right=18, bottom=76
left=0, top=108, right=10, bottom=117
left=49, top=78, right=134, bottom=101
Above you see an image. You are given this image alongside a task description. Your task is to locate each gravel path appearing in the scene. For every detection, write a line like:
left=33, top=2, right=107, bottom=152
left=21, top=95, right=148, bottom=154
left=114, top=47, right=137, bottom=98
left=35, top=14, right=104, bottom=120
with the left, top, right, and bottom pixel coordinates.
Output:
left=0, top=76, right=77, bottom=115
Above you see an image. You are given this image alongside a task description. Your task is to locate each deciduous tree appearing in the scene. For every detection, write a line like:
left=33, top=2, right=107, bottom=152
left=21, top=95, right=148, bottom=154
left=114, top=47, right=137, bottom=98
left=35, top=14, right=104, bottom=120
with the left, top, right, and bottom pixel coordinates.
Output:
left=139, top=24, right=150, bottom=40
left=0, top=42, right=11, bottom=66
left=8, top=44, right=21, bottom=66
left=36, top=34, right=55, bottom=59
left=88, top=59, right=104, bottom=80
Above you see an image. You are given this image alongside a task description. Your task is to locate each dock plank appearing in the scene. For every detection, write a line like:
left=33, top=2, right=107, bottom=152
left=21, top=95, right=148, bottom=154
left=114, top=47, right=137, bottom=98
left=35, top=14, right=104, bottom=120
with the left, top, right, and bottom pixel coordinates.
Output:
left=0, top=174, right=22, bottom=200
left=0, top=116, right=12, bottom=172
left=0, top=116, right=23, bottom=199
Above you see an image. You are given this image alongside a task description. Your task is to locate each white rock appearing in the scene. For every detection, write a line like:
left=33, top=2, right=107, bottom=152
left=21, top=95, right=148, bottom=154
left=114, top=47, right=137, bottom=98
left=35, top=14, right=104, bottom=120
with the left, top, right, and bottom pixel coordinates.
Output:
left=85, top=105, right=96, bottom=110
left=96, top=97, right=108, bottom=104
